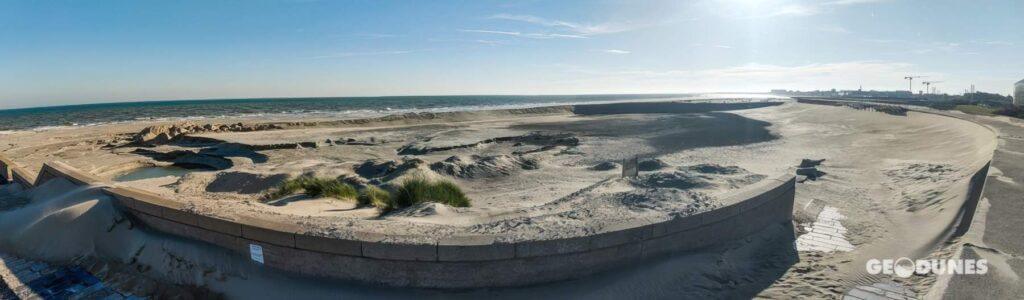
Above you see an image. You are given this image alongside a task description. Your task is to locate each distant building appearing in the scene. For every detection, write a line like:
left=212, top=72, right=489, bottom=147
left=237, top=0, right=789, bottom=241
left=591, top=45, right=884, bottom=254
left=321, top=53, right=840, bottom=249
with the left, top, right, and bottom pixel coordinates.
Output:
left=1015, top=78, right=1024, bottom=106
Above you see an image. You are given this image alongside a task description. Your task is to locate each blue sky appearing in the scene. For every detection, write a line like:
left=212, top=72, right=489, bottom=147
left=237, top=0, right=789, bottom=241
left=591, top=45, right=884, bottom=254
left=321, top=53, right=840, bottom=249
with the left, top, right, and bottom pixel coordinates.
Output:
left=1, top=0, right=1022, bottom=109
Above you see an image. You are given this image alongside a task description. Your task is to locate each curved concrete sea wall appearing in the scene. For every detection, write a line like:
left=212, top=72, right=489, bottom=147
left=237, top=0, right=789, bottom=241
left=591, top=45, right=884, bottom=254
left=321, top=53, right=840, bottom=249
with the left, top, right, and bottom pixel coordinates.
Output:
left=1, top=156, right=36, bottom=188
left=0, top=155, right=798, bottom=288
left=0, top=159, right=996, bottom=289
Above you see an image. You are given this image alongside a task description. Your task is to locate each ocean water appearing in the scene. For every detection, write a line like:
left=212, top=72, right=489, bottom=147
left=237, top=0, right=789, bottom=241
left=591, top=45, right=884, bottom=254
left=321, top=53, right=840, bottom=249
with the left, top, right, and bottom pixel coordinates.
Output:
left=0, top=93, right=785, bottom=132
left=0, top=94, right=707, bottom=132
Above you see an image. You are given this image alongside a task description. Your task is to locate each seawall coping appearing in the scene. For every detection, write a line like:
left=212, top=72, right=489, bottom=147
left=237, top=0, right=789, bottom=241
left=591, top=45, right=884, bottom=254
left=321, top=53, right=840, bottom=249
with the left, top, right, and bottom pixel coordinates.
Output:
left=737, top=177, right=796, bottom=213
left=238, top=215, right=300, bottom=248
left=295, top=234, right=363, bottom=256
left=40, top=161, right=104, bottom=186
left=192, top=213, right=243, bottom=236
left=437, top=235, right=515, bottom=261
left=108, top=186, right=184, bottom=217
left=651, top=215, right=701, bottom=237
left=514, top=235, right=592, bottom=258
left=700, top=203, right=741, bottom=225
left=590, top=225, right=648, bottom=250
left=103, top=186, right=164, bottom=210
left=10, top=164, right=36, bottom=188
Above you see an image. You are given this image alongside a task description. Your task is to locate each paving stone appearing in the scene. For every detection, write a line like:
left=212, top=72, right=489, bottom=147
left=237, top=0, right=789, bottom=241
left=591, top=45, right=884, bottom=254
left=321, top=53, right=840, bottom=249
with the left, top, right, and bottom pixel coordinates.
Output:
left=0, top=252, right=128, bottom=299
left=796, top=206, right=855, bottom=252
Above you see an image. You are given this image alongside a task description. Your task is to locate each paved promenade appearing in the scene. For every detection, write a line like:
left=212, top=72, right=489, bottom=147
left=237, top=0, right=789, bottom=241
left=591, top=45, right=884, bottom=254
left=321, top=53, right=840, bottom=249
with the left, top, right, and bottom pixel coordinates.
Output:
left=943, top=115, right=1024, bottom=299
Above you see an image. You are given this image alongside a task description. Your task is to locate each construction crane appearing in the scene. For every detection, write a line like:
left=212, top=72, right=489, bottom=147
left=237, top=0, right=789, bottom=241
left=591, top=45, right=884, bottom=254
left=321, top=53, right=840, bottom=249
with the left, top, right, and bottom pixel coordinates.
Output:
left=921, top=81, right=943, bottom=95
left=904, top=75, right=926, bottom=94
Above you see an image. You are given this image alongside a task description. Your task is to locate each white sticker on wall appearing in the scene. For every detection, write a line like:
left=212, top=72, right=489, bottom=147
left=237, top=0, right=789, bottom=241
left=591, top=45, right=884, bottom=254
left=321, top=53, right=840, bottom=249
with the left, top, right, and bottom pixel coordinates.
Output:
left=249, top=244, right=264, bottom=264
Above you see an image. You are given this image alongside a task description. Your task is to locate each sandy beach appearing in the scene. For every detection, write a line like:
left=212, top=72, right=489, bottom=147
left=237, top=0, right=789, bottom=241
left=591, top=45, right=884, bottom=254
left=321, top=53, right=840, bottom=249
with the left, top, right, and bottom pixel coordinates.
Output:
left=0, top=99, right=1001, bottom=298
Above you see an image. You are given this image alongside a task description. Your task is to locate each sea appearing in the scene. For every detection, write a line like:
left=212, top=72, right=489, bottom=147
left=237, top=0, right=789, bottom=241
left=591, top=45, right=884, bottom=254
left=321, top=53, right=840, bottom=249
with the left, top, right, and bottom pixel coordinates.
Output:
left=0, top=93, right=777, bottom=132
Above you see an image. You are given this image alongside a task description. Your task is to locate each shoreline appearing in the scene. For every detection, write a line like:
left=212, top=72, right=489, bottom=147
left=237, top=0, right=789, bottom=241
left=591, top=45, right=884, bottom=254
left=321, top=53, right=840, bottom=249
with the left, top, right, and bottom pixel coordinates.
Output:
left=0, top=94, right=786, bottom=133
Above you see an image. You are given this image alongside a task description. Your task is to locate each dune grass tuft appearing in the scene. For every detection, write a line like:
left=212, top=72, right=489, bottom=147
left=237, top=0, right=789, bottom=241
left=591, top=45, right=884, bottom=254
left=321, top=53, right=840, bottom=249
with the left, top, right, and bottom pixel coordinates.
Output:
left=358, top=185, right=395, bottom=211
left=394, top=178, right=471, bottom=208
left=265, top=176, right=357, bottom=201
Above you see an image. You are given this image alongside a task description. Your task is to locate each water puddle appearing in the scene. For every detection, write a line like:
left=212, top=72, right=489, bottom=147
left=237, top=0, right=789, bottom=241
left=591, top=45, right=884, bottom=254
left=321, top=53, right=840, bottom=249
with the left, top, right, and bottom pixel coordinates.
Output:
left=796, top=206, right=855, bottom=252
left=113, top=166, right=194, bottom=182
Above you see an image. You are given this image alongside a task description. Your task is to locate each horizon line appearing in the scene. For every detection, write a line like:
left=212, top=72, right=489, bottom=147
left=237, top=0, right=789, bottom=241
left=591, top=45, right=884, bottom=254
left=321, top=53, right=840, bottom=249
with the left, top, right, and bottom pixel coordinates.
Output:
left=0, top=91, right=777, bottom=112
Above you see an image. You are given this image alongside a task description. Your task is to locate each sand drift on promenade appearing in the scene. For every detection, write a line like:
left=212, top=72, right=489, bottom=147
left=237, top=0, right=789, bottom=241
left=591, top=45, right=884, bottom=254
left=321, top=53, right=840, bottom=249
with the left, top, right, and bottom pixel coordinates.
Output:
left=0, top=100, right=998, bottom=298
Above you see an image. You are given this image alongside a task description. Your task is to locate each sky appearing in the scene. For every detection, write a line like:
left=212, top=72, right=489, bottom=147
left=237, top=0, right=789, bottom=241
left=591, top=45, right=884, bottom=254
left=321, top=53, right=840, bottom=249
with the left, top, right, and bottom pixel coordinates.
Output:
left=1, top=0, right=1022, bottom=109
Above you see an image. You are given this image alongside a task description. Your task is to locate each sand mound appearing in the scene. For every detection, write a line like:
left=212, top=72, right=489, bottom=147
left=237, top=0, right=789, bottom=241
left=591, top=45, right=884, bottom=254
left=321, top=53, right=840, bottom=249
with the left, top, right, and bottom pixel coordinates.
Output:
left=354, top=160, right=402, bottom=178
left=429, top=155, right=539, bottom=179
left=683, top=163, right=744, bottom=175
left=0, top=178, right=142, bottom=263
left=355, top=158, right=441, bottom=186
left=618, top=189, right=718, bottom=216
left=386, top=202, right=459, bottom=218
left=590, top=161, right=620, bottom=171
left=631, top=165, right=766, bottom=190
left=132, top=122, right=282, bottom=146
left=204, top=171, right=289, bottom=194
left=633, top=172, right=714, bottom=190
left=638, top=158, right=670, bottom=171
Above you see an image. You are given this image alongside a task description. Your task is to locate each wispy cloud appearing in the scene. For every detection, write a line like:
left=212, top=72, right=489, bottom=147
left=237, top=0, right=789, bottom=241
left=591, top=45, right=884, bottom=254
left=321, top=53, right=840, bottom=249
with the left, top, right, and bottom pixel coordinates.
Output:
left=977, top=40, right=1015, bottom=46
left=818, top=25, right=851, bottom=34
left=489, top=14, right=644, bottom=35
left=458, top=29, right=587, bottom=39
left=476, top=39, right=512, bottom=46
left=309, top=49, right=425, bottom=59
left=719, top=0, right=892, bottom=19
left=598, top=49, right=631, bottom=54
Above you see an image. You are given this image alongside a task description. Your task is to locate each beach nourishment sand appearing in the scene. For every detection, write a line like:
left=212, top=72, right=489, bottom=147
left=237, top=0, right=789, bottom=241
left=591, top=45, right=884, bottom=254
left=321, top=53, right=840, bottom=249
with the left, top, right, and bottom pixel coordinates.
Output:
left=0, top=99, right=999, bottom=298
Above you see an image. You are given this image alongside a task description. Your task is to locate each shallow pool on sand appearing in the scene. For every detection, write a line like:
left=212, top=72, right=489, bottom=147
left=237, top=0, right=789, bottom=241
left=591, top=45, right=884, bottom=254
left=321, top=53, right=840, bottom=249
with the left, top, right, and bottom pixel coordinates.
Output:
left=113, top=166, right=194, bottom=182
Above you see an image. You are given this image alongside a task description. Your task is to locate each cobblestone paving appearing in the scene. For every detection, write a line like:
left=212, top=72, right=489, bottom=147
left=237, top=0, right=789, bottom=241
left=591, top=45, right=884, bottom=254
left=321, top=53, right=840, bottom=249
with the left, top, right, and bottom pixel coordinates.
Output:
left=0, top=253, right=137, bottom=300
left=795, top=206, right=855, bottom=252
